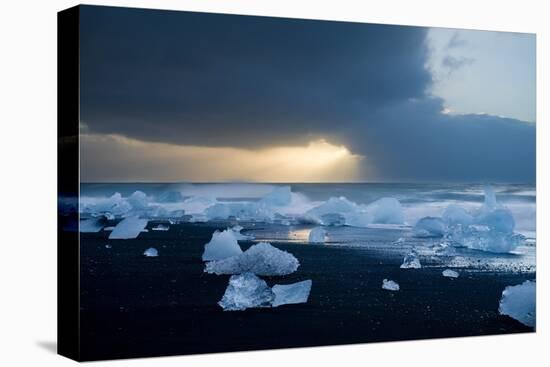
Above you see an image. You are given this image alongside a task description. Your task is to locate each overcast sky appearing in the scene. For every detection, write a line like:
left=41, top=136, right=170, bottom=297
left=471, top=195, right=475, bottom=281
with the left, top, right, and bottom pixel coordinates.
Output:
left=79, top=5, right=535, bottom=183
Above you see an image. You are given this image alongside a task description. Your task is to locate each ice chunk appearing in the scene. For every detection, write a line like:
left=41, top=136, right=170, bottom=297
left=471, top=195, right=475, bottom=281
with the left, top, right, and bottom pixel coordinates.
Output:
left=305, top=197, right=358, bottom=225
left=143, top=247, right=158, bottom=257
left=109, top=216, right=148, bottom=239
left=483, top=184, right=497, bottom=210
left=151, top=224, right=170, bottom=231
left=499, top=280, right=536, bottom=328
left=103, top=226, right=115, bottom=231
left=260, top=186, right=292, bottom=206
left=218, top=272, right=275, bottom=311
left=443, top=186, right=523, bottom=253
left=442, top=269, right=459, bottom=278
left=305, top=196, right=404, bottom=227
left=308, top=227, right=326, bottom=243
left=79, top=217, right=106, bottom=233
left=205, top=202, right=273, bottom=222
left=400, top=249, right=421, bottom=269
left=180, top=196, right=217, bottom=215
left=205, top=242, right=299, bottom=276
left=80, top=192, right=132, bottom=216
left=382, top=279, right=400, bottom=291
left=105, top=244, right=112, bottom=249
left=128, top=190, right=150, bottom=210
left=272, top=280, right=312, bottom=307
left=443, top=204, right=473, bottom=226
left=451, top=225, right=525, bottom=253
left=202, top=229, right=243, bottom=261
left=156, top=190, right=184, bottom=203
left=476, top=208, right=515, bottom=233
left=413, top=216, right=447, bottom=238
left=366, top=197, right=404, bottom=224
left=320, top=213, right=346, bottom=226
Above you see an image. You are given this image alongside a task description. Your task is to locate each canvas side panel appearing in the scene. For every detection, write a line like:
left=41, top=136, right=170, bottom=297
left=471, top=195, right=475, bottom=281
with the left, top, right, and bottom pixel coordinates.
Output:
left=57, top=5, right=80, bottom=361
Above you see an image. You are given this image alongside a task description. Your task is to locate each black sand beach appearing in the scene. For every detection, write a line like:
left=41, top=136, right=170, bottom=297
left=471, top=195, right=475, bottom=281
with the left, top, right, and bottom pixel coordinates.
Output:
left=78, top=222, right=533, bottom=361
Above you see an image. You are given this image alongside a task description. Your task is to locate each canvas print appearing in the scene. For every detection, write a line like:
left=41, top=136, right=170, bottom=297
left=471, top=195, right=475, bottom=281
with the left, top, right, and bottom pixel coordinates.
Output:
left=58, top=5, right=536, bottom=361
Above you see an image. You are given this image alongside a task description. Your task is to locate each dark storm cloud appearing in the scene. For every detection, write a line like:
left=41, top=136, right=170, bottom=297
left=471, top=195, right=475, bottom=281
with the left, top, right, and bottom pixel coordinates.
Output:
left=79, top=5, right=535, bottom=182
left=344, top=97, right=535, bottom=182
left=80, top=5, right=431, bottom=147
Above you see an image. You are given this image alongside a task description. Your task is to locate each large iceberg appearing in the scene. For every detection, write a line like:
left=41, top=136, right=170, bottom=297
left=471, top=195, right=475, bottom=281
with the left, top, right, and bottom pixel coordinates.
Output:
left=108, top=216, right=148, bottom=239
left=202, top=229, right=243, bottom=261
left=413, top=216, right=447, bottom=238
left=218, top=272, right=275, bottom=311
left=308, top=227, right=326, bottom=243
left=272, top=280, right=312, bottom=307
left=205, top=242, right=299, bottom=276
left=499, top=280, right=536, bottom=328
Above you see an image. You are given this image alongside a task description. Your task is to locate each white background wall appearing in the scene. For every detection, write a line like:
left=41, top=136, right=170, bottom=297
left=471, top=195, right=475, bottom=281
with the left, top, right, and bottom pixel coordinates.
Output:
left=0, top=0, right=547, bottom=366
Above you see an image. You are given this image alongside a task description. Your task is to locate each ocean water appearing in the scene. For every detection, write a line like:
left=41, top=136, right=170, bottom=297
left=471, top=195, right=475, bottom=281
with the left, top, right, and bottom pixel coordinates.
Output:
left=79, top=182, right=536, bottom=273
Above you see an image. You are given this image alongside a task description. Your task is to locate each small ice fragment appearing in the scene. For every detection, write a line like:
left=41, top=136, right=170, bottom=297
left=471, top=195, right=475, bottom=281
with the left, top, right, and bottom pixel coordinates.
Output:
left=218, top=272, right=275, bottom=311
left=202, top=229, right=243, bottom=261
left=499, top=280, right=536, bottom=328
left=79, top=217, right=105, bottom=233
left=151, top=224, right=170, bottom=231
left=143, top=247, right=158, bottom=257
left=308, top=227, right=326, bottom=243
left=205, top=242, right=299, bottom=276
left=442, top=269, right=459, bottom=278
left=105, top=244, right=112, bottom=249
left=382, top=279, right=400, bottom=291
left=272, top=280, right=312, bottom=307
left=103, top=226, right=115, bottom=231
left=400, top=249, right=421, bottom=269
left=109, top=216, right=148, bottom=239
